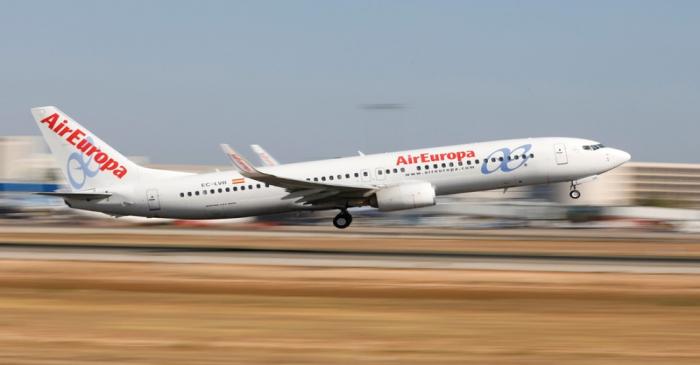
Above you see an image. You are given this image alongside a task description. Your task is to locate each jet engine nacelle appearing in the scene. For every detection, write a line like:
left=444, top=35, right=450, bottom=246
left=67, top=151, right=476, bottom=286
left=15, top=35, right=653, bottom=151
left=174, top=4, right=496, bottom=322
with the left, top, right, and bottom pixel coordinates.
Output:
left=370, top=182, right=436, bottom=211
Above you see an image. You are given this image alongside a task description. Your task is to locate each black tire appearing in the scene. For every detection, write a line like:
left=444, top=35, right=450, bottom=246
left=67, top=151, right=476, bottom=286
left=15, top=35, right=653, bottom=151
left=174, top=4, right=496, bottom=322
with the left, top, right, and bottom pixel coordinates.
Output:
left=333, top=211, right=352, bottom=229
left=569, top=190, right=581, bottom=199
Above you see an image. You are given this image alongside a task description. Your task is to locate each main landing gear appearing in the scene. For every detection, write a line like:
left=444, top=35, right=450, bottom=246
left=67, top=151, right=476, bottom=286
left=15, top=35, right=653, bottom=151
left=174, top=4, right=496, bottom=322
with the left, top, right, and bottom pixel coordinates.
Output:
left=333, top=209, right=353, bottom=229
left=569, top=181, right=581, bottom=199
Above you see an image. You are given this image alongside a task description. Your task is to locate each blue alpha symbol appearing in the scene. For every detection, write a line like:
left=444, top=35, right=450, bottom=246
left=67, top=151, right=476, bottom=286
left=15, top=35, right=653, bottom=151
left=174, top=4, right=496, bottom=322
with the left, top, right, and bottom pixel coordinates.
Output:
left=66, top=137, right=99, bottom=190
left=481, top=144, right=532, bottom=175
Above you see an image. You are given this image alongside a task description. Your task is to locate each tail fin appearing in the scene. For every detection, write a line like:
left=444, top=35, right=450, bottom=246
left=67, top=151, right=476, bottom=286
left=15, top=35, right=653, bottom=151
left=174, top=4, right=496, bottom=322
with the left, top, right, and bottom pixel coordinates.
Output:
left=31, top=106, right=142, bottom=191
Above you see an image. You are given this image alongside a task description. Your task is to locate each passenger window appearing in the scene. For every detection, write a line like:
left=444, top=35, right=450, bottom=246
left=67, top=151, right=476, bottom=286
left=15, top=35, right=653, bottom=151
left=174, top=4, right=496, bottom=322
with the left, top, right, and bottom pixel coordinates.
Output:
left=203, top=190, right=207, bottom=195
left=457, top=161, right=462, bottom=166
left=425, top=165, right=429, bottom=169
left=346, top=173, right=350, bottom=178
left=210, top=189, right=215, bottom=194
left=265, top=183, right=270, bottom=187
left=530, top=153, right=535, bottom=158
left=521, top=154, right=527, bottom=159
left=449, top=162, right=454, bottom=167
left=187, top=192, right=192, bottom=197
left=491, top=158, right=496, bottom=162
left=329, top=175, right=334, bottom=180
left=363, top=171, right=368, bottom=176
left=393, top=168, right=398, bottom=173
left=354, top=173, right=359, bottom=178
left=257, top=184, right=261, bottom=188
left=314, top=177, right=319, bottom=182
left=400, top=167, right=405, bottom=172
left=179, top=193, right=184, bottom=198
left=417, top=166, right=421, bottom=171
left=322, top=177, right=326, bottom=181
left=233, top=187, right=238, bottom=191
left=466, top=160, right=471, bottom=165
left=385, top=169, right=390, bottom=174
left=514, top=155, right=519, bottom=160
left=337, top=174, right=342, bottom=179
left=248, top=185, right=253, bottom=190
left=433, top=164, right=438, bottom=169
left=475, top=159, right=480, bottom=164
left=225, top=187, right=230, bottom=192
left=218, top=188, right=222, bottom=193
left=441, top=163, right=446, bottom=168
left=195, top=191, right=200, bottom=196
left=241, top=186, right=245, bottom=191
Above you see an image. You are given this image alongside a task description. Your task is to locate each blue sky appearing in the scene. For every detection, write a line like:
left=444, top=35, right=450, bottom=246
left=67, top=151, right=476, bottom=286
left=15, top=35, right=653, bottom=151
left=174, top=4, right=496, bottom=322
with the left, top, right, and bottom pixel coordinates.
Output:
left=1, top=1, right=699, bottom=164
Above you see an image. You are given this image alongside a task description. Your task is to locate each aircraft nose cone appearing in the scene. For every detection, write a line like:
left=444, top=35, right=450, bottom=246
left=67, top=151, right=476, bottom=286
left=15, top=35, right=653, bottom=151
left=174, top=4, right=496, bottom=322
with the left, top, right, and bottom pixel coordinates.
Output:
left=610, top=148, right=631, bottom=166
left=620, top=150, right=631, bottom=163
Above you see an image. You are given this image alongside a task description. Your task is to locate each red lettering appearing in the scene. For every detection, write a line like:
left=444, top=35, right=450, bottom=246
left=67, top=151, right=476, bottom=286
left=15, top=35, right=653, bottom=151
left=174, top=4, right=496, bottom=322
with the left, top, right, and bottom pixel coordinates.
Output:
left=396, top=156, right=407, bottom=165
left=94, top=152, right=108, bottom=164
left=447, top=152, right=456, bottom=160
left=38, top=112, right=129, bottom=179
left=113, top=166, right=127, bottom=178
left=58, top=125, right=72, bottom=137
left=66, top=129, right=85, bottom=145
left=430, top=154, right=440, bottom=162
left=86, top=145, right=100, bottom=157
left=456, top=151, right=466, bottom=160
left=40, top=113, right=59, bottom=129
left=53, top=120, right=67, bottom=133
left=467, top=150, right=475, bottom=157
left=439, top=153, right=447, bottom=160
left=100, top=158, right=118, bottom=171
left=76, top=139, right=92, bottom=153
left=420, top=153, right=429, bottom=163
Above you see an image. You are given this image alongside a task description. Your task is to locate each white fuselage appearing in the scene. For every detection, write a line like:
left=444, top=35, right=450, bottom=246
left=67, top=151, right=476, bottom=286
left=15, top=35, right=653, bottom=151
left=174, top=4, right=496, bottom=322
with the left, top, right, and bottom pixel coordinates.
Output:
left=68, top=137, right=630, bottom=219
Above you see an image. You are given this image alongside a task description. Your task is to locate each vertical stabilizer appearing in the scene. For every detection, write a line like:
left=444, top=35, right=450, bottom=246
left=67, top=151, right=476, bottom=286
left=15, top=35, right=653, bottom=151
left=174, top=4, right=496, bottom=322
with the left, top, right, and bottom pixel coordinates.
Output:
left=30, top=106, right=142, bottom=191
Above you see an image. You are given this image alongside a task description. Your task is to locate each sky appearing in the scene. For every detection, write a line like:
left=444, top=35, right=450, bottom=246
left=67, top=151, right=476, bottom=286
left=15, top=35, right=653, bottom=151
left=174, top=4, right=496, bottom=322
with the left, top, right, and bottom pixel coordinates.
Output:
left=1, top=1, right=699, bottom=164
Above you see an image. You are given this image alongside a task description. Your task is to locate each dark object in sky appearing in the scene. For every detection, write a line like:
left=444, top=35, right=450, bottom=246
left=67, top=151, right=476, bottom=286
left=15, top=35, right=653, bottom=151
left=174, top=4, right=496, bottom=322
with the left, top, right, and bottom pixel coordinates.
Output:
left=360, top=103, right=406, bottom=110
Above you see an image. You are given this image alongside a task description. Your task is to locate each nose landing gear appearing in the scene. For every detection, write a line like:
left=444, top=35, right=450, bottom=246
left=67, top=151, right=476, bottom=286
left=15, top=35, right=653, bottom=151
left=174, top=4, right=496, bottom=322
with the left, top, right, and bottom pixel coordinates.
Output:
left=569, top=181, right=581, bottom=199
left=333, top=209, right=353, bottom=229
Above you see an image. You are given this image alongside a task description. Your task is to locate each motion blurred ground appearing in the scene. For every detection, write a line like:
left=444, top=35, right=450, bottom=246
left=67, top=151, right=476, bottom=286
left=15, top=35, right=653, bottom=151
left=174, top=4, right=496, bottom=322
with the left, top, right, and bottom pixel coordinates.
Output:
left=1, top=225, right=699, bottom=364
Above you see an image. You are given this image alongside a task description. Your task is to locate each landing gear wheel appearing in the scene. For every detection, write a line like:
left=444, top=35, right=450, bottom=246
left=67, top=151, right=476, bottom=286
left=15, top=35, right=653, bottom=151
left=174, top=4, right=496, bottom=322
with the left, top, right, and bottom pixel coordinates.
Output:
left=333, top=210, right=353, bottom=229
left=569, top=189, right=581, bottom=199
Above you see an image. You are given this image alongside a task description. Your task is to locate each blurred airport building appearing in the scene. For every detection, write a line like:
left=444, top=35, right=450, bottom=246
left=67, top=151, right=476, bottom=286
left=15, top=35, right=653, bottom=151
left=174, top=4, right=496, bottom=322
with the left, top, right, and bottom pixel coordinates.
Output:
left=2, top=136, right=700, bottom=228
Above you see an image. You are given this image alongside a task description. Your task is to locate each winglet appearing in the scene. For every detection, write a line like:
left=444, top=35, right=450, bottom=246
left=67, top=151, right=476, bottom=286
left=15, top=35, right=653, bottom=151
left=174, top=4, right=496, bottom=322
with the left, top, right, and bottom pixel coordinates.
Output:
left=220, top=144, right=258, bottom=174
left=250, top=144, right=280, bottom=166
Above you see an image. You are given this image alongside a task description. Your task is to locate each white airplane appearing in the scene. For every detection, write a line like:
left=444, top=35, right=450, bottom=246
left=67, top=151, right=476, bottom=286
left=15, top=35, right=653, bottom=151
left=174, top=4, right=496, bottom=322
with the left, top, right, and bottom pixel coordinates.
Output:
left=250, top=144, right=280, bottom=166
left=32, top=106, right=630, bottom=229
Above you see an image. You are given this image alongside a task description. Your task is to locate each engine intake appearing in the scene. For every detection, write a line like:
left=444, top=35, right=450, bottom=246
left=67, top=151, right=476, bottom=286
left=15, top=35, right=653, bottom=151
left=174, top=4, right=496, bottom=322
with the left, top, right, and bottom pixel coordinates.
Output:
left=370, top=182, right=436, bottom=211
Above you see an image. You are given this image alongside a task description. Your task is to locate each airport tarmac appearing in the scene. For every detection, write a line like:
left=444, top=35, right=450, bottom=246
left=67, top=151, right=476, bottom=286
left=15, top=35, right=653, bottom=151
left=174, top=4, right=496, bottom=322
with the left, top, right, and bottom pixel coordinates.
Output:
left=1, top=243, right=700, bottom=274
left=1, top=225, right=699, bottom=364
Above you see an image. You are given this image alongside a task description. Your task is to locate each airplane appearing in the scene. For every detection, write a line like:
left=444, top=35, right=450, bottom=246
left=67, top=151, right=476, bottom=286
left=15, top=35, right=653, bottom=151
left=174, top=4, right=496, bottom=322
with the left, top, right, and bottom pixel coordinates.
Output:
left=31, top=106, right=631, bottom=229
left=250, top=144, right=280, bottom=166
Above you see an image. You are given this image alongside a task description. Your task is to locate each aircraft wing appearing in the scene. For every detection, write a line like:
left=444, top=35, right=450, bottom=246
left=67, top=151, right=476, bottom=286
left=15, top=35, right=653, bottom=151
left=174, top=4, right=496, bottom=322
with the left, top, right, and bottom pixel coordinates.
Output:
left=250, top=144, right=280, bottom=166
left=220, top=144, right=377, bottom=205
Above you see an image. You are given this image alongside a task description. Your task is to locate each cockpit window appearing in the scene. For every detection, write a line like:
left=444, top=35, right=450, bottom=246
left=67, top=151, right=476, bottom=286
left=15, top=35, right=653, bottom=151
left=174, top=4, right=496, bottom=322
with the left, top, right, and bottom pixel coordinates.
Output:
left=582, top=143, right=605, bottom=151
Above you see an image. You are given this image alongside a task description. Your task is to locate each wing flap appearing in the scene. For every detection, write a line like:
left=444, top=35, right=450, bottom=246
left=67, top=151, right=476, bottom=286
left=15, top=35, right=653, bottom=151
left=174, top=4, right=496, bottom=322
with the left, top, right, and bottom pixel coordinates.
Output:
left=220, top=143, right=377, bottom=193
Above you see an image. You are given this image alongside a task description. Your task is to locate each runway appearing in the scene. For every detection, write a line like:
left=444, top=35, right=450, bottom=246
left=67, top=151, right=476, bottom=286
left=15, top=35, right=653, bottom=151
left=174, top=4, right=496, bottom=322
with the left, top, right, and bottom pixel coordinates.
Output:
left=2, top=243, right=700, bottom=274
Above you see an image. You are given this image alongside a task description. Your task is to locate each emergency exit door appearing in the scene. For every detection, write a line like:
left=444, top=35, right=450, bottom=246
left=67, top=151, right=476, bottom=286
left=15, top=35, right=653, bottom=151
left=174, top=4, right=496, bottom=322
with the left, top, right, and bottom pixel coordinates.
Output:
left=146, top=189, right=161, bottom=211
left=553, top=144, right=568, bottom=165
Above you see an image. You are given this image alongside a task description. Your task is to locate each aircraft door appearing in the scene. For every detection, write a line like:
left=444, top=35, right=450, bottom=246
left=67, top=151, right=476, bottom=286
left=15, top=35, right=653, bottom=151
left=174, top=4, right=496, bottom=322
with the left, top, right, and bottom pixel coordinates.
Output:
left=553, top=144, right=568, bottom=165
left=146, top=189, right=161, bottom=211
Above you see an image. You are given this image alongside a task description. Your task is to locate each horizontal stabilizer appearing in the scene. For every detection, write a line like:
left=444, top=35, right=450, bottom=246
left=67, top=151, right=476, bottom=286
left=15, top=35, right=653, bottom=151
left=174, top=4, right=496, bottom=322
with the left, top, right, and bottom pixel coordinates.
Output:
left=35, top=192, right=112, bottom=200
